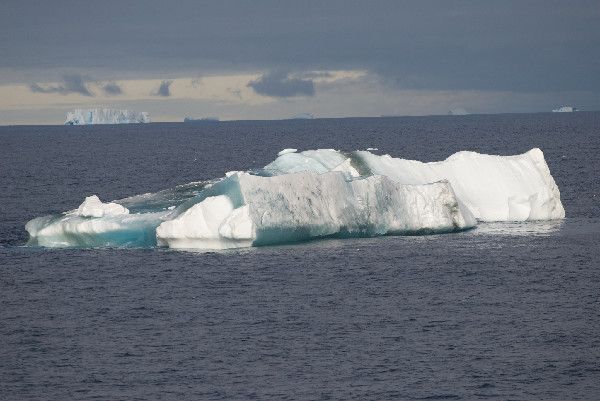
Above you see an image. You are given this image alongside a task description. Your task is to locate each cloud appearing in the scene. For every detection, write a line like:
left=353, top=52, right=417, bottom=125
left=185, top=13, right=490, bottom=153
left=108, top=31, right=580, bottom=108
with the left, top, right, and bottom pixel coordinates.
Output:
left=6, top=2, right=600, bottom=94
left=299, top=71, right=333, bottom=79
left=153, top=80, right=173, bottom=97
left=248, top=71, right=315, bottom=97
left=30, top=74, right=93, bottom=96
left=101, top=82, right=122, bottom=95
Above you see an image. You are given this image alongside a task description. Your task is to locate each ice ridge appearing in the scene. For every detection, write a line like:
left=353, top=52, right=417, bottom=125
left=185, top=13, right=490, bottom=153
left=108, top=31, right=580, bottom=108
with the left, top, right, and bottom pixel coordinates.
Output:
left=25, top=148, right=564, bottom=250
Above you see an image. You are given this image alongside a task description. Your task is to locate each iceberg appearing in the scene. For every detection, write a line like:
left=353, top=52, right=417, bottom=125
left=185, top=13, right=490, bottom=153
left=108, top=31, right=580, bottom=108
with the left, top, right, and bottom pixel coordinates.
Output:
left=291, top=113, right=315, bottom=119
left=25, top=148, right=564, bottom=250
left=552, top=106, right=577, bottom=113
left=156, top=172, right=475, bottom=249
left=448, top=108, right=469, bottom=116
left=65, top=108, right=150, bottom=125
left=25, top=196, right=166, bottom=248
left=263, top=148, right=565, bottom=222
left=183, top=116, right=220, bottom=122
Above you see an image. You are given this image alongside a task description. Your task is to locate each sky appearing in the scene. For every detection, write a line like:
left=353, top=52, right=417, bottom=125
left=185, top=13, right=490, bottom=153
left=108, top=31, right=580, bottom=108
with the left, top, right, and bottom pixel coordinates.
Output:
left=0, top=0, right=599, bottom=125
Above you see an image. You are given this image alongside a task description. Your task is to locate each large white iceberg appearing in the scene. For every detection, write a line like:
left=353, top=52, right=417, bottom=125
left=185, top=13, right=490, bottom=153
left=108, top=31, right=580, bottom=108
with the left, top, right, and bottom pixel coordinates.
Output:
left=25, top=148, right=565, bottom=250
left=264, top=148, right=565, bottom=222
left=65, top=108, right=150, bottom=125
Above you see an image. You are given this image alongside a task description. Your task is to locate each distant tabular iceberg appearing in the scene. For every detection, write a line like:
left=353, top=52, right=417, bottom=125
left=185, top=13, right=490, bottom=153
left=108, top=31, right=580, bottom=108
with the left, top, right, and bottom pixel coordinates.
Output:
left=448, top=108, right=469, bottom=116
left=552, top=106, right=577, bottom=113
left=183, top=117, right=219, bottom=122
left=65, top=109, right=150, bottom=125
left=291, top=113, right=315, bottom=119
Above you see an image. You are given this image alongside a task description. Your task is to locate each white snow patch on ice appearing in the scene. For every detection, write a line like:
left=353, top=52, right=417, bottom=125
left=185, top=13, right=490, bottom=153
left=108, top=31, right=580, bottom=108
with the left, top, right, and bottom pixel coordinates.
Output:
left=277, top=148, right=298, bottom=156
left=156, top=195, right=254, bottom=249
left=73, top=195, right=129, bottom=218
left=265, top=149, right=359, bottom=178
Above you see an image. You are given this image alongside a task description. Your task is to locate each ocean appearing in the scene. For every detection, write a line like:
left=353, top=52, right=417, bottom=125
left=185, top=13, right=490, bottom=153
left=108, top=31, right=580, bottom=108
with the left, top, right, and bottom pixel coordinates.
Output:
left=1, top=113, right=599, bottom=400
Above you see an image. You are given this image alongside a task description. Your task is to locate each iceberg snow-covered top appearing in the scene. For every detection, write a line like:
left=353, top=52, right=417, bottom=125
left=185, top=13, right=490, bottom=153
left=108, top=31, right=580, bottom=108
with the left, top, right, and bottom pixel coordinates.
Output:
left=71, top=195, right=129, bottom=218
left=65, top=108, right=150, bottom=125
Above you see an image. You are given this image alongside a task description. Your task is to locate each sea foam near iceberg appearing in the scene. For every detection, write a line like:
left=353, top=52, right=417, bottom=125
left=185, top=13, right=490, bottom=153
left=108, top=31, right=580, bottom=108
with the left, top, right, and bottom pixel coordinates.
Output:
left=25, top=148, right=564, bottom=250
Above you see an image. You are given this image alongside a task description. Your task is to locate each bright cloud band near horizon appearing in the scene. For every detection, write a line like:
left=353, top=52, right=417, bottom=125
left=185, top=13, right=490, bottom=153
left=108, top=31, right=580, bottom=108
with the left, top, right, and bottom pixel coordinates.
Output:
left=1, top=1, right=599, bottom=124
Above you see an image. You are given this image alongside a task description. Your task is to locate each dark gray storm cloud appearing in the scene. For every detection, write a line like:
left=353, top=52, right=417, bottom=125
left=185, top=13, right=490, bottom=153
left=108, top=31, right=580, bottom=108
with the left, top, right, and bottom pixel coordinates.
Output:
left=30, top=74, right=93, bottom=96
left=4, top=1, right=600, bottom=93
left=153, top=80, right=173, bottom=96
left=248, top=72, right=315, bottom=97
left=101, top=82, right=122, bottom=95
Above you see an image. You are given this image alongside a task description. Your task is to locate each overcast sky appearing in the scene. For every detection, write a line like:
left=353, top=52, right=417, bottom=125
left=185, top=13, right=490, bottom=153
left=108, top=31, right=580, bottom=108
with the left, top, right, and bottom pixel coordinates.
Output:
left=1, top=0, right=599, bottom=124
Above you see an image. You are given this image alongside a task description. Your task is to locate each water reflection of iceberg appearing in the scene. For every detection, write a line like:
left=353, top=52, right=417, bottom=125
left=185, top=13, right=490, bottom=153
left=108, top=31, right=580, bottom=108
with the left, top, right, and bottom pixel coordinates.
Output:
left=473, top=220, right=565, bottom=236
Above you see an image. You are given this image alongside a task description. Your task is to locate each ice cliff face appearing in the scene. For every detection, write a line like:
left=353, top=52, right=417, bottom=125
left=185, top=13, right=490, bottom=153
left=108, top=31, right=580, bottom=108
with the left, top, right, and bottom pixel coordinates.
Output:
left=25, top=148, right=564, bottom=250
left=65, top=109, right=150, bottom=125
left=264, top=148, right=565, bottom=222
left=156, top=172, right=475, bottom=249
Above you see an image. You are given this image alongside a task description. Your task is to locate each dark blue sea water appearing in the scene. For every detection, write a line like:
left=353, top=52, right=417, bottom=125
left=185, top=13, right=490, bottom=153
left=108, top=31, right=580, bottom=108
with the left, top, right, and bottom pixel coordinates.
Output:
left=1, top=113, right=599, bottom=400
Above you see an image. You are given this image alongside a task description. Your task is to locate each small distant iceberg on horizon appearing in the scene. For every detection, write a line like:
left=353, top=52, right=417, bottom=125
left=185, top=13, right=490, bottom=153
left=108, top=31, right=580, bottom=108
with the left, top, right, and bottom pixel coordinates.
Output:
left=184, top=116, right=220, bottom=122
left=65, top=108, right=150, bottom=125
left=448, top=108, right=469, bottom=116
left=291, top=113, right=315, bottom=120
left=552, top=106, right=577, bottom=113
